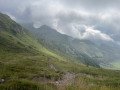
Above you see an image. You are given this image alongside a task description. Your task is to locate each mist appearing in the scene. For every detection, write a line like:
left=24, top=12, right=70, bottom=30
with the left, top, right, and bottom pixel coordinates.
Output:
left=0, top=0, right=120, bottom=43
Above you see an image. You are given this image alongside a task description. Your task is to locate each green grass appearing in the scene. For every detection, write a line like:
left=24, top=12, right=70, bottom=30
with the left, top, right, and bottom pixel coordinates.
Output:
left=1, top=13, right=120, bottom=90
left=65, top=68, right=120, bottom=90
left=0, top=79, right=57, bottom=90
left=1, top=49, right=120, bottom=90
left=0, top=52, right=60, bottom=80
left=1, top=41, right=120, bottom=90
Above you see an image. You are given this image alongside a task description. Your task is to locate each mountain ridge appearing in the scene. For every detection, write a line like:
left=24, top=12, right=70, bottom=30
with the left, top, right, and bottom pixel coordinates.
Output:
left=22, top=23, right=120, bottom=69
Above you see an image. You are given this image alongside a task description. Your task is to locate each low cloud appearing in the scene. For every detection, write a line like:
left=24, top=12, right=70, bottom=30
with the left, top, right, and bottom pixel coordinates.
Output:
left=0, top=0, right=120, bottom=42
left=77, top=25, right=113, bottom=41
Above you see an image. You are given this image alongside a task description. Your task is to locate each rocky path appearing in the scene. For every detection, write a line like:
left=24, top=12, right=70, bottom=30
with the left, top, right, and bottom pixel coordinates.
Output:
left=49, top=63, right=57, bottom=71
left=32, top=62, right=101, bottom=88
left=33, top=62, right=76, bottom=86
left=54, top=72, right=76, bottom=86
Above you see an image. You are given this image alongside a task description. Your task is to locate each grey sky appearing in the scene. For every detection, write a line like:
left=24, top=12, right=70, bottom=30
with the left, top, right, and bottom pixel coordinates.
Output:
left=0, top=0, right=120, bottom=42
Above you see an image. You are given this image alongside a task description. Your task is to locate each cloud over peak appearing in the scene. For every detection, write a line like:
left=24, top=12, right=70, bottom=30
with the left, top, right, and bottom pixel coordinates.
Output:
left=0, top=0, right=120, bottom=42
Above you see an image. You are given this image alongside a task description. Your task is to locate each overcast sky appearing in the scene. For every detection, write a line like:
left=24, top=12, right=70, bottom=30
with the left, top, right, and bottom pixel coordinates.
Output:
left=1, top=0, right=120, bottom=43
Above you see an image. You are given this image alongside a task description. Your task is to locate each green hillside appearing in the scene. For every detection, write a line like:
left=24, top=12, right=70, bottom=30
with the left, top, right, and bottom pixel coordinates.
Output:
left=22, top=24, right=100, bottom=67
left=23, top=24, right=120, bottom=69
left=1, top=13, right=120, bottom=90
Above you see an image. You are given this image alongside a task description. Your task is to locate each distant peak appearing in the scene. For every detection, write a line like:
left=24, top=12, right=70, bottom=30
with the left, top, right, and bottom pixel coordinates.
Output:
left=38, top=25, right=57, bottom=32
left=39, top=25, right=51, bottom=29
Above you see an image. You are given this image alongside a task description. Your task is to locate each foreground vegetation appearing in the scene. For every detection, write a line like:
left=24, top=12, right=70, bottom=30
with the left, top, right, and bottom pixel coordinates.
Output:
left=0, top=51, right=120, bottom=90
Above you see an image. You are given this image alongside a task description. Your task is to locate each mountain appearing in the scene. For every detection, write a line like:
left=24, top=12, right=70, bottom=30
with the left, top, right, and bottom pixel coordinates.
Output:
left=0, top=13, right=80, bottom=89
left=22, top=23, right=120, bottom=69
left=1, top=13, right=120, bottom=90
left=0, top=13, right=66, bottom=60
left=22, top=24, right=101, bottom=67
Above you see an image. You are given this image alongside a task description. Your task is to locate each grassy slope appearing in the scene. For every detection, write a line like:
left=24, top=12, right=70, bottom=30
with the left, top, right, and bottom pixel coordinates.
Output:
left=0, top=13, right=66, bottom=89
left=22, top=24, right=100, bottom=67
left=0, top=13, right=120, bottom=90
left=1, top=51, right=120, bottom=90
left=0, top=32, right=120, bottom=90
left=22, top=24, right=120, bottom=69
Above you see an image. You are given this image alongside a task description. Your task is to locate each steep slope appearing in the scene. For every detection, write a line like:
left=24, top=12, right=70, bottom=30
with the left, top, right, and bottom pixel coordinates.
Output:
left=22, top=24, right=100, bottom=67
left=0, top=13, right=68, bottom=61
left=23, top=24, right=120, bottom=69
left=1, top=13, right=120, bottom=90
left=0, top=13, right=73, bottom=89
left=0, top=13, right=73, bottom=85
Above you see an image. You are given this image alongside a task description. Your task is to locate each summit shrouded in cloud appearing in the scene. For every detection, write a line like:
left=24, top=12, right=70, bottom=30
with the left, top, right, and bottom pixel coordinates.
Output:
left=0, top=0, right=120, bottom=42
